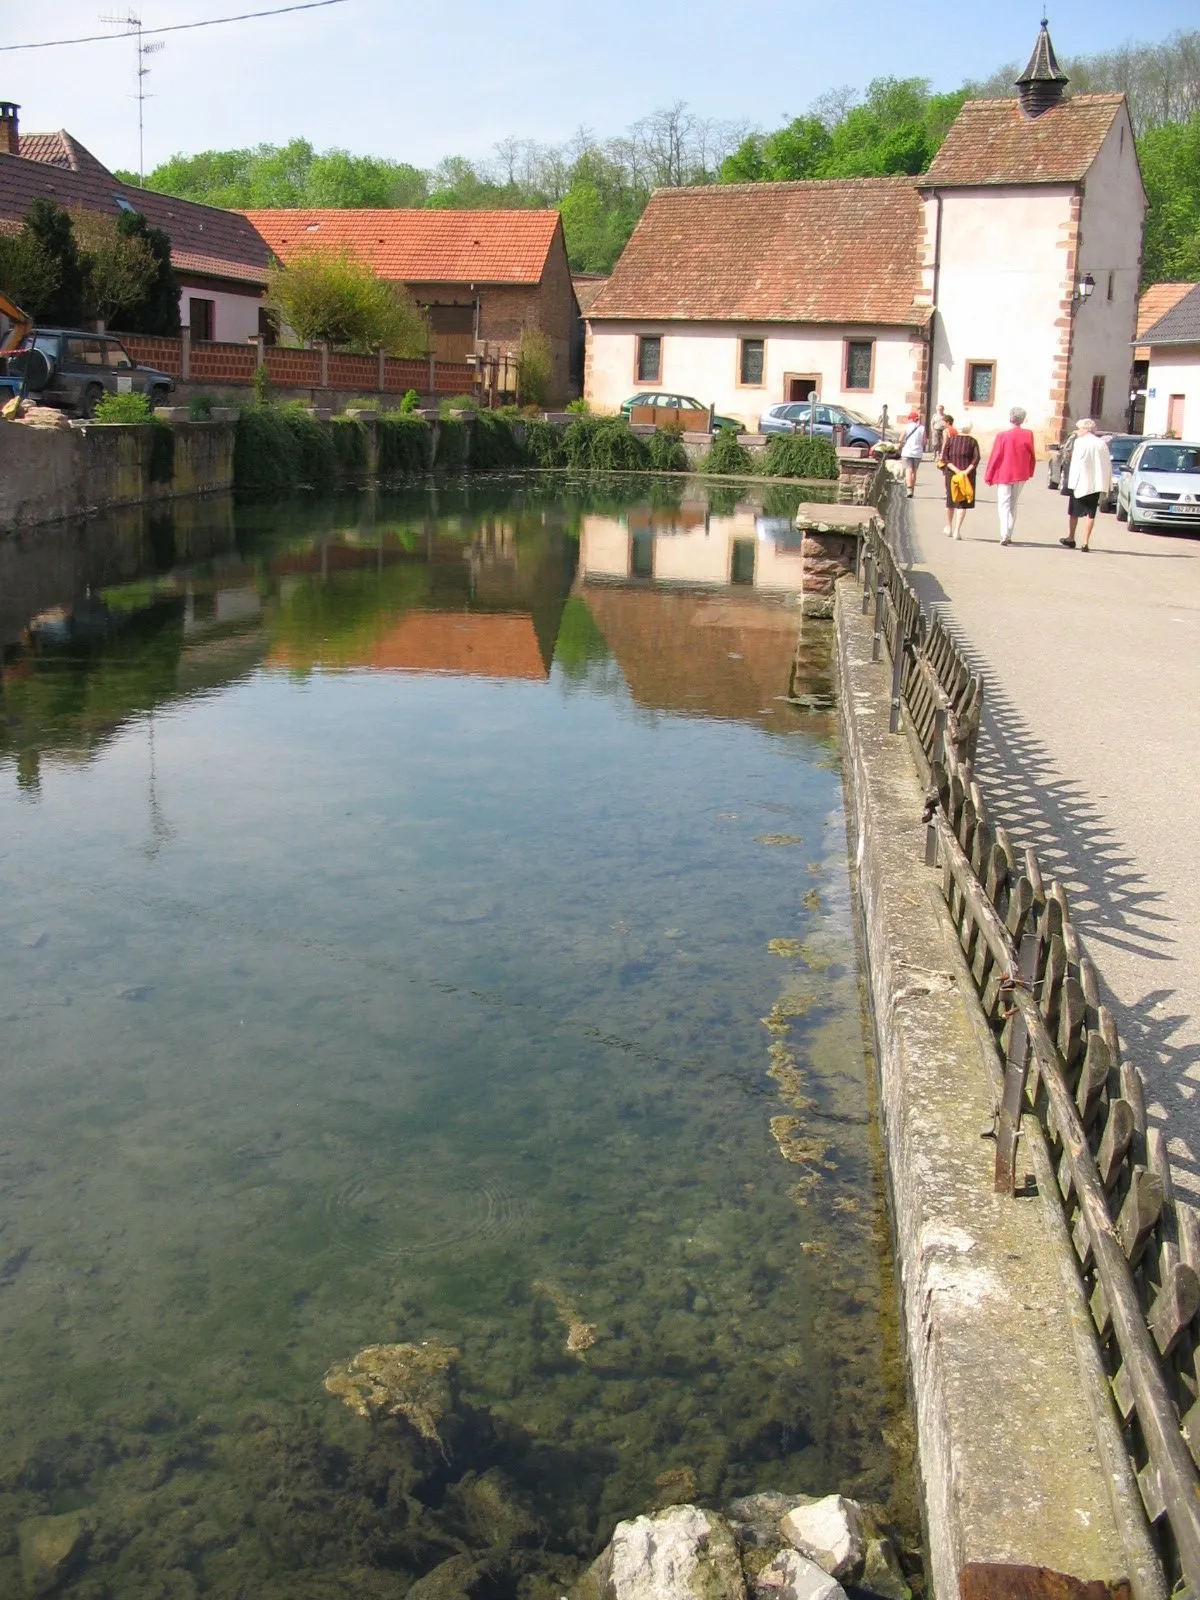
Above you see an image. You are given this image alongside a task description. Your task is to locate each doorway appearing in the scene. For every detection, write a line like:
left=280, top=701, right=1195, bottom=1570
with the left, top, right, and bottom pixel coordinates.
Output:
left=1167, top=394, right=1186, bottom=437
left=784, top=373, right=820, bottom=404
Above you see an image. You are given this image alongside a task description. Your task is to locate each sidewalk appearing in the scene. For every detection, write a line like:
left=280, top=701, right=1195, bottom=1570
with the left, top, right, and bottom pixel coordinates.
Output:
left=899, top=460, right=1200, bottom=1196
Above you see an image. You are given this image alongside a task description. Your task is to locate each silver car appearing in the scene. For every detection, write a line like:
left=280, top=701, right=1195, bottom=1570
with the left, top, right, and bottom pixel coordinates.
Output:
left=1115, top=440, right=1200, bottom=532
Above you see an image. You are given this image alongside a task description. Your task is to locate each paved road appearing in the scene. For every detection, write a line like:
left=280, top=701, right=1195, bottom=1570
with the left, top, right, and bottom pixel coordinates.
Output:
left=899, top=460, right=1200, bottom=1196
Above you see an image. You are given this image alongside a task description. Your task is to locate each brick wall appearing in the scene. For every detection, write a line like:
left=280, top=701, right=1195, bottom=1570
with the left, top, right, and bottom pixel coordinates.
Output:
left=120, top=335, right=472, bottom=397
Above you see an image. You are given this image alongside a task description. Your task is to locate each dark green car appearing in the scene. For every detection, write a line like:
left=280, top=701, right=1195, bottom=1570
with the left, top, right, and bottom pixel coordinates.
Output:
left=619, top=391, right=742, bottom=432
left=6, top=328, right=174, bottom=417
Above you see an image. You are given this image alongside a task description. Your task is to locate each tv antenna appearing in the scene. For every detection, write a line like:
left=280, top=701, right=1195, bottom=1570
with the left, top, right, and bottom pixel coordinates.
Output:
left=100, top=11, right=164, bottom=184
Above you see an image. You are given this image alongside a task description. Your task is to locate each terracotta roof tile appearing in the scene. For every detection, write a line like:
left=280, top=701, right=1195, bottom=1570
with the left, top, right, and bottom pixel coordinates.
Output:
left=587, top=178, right=927, bottom=327
left=0, top=140, right=270, bottom=287
left=243, top=209, right=560, bottom=284
left=919, top=94, right=1124, bottom=187
left=572, top=274, right=609, bottom=315
left=1137, top=282, right=1196, bottom=339
left=1139, top=282, right=1200, bottom=347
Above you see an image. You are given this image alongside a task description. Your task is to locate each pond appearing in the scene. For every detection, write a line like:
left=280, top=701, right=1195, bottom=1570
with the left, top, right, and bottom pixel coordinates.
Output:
left=0, top=475, right=914, bottom=1598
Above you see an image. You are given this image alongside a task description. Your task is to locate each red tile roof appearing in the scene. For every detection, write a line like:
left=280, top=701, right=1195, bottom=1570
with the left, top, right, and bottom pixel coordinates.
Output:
left=587, top=178, right=928, bottom=327
left=0, top=138, right=270, bottom=287
left=243, top=209, right=561, bottom=285
left=919, top=94, right=1125, bottom=187
left=1137, top=282, right=1196, bottom=340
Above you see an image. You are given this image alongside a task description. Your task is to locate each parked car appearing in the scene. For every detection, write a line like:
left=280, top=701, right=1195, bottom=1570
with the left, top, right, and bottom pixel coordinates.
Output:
left=618, top=391, right=741, bottom=431
left=1115, top=439, right=1200, bottom=532
left=1099, top=434, right=1143, bottom=510
left=1047, top=433, right=1073, bottom=489
left=4, top=329, right=174, bottom=417
left=759, top=402, right=880, bottom=448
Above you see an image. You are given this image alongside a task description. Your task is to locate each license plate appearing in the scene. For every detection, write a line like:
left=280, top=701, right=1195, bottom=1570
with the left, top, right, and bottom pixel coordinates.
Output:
left=1168, top=504, right=1200, bottom=515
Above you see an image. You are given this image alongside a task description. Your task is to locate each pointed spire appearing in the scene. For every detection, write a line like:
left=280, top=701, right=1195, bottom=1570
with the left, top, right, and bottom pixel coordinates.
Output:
left=1016, top=20, right=1069, bottom=118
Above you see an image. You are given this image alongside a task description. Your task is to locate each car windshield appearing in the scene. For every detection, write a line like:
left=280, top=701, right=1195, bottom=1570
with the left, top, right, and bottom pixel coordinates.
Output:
left=1107, top=436, right=1139, bottom=463
left=1140, top=444, right=1200, bottom=473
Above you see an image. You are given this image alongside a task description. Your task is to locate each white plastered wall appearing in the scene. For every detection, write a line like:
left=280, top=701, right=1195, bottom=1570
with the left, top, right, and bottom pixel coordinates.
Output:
left=1144, top=348, right=1200, bottom=438
left=1069, top=105, right=1146, bottom=433
left=177, top=281, right=263, bottom=344
left=928, top=183, right=1075, bottom=456
left=584, top=321, right=919, bottom=431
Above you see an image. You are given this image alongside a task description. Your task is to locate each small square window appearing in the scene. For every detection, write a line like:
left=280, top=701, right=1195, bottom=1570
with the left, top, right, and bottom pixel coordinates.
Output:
left=966, top=361, right=995, bottom=405
left=845, top=340, right=874, bottom=391
left=739, top=339, right=764, bottom=386
left=636, top=335, right=661, bottom=384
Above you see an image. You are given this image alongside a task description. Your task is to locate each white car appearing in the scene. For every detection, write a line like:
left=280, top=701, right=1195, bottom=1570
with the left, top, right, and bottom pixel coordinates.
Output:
left=1115, top=440, right=1200, bottom=532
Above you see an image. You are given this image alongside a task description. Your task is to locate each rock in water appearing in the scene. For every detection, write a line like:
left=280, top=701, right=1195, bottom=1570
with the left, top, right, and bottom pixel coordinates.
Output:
left=754, top=1550, right=847, bottom=1600
left=727, top=1491, right=815, bottom=1548
left=323, top=1339, right=457, bottom=1450
left=18, top=1512, right=93, bottom=1596
left=576, top=1505, right=745, bottom=1600
left=859, top=1537, right=911, bottom=1600
left=779, top=1496, right=864, bottom=1580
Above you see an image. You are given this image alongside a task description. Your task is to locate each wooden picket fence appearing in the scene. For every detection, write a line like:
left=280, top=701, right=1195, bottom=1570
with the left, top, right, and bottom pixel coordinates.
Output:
left=860, top=482, right=1200, bottom=1599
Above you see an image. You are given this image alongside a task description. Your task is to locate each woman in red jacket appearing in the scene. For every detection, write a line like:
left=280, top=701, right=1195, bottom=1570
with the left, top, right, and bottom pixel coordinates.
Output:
left=984, top=406, right=1037, bottom=546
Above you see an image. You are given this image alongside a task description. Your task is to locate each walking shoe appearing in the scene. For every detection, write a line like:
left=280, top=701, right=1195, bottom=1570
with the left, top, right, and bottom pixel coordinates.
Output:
left=943, top=526, right=951, bottom=537
left=1000, top=537, right=1011, bottom=545
left=1058, top=536, right=1076, bottom=548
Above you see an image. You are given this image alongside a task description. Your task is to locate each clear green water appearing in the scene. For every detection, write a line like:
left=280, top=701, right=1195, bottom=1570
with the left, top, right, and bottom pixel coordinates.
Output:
left=0, top=476, right=913, bottom=1598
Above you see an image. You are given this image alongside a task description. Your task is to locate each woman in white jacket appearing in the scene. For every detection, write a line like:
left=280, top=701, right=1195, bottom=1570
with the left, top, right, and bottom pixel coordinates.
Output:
left=1059, top=418, right=1112, bottom=552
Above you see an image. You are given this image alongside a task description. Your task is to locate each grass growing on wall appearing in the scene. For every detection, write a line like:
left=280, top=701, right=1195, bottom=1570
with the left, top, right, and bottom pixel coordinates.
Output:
left=330, top=416, right=368, bottom=476
left=469, top=412, right=524, bottom=469
left=563, top=416, right=651, bottom=471
left=280, top=403, right=337, bottom=491
left=761, top=435, right=839, bottom=480
left=148, top=419, right=175, bottom=484
left=523, top=419, right=567, bottom=467
left=234, top=407, right=299, bottom=497
left=435, top=418, right=468, bottom=471
left=377, top=415, right=431, bottom=476
left=646, top=426, right=688, bottom=472
left=703, top=427, right=755, bottom=476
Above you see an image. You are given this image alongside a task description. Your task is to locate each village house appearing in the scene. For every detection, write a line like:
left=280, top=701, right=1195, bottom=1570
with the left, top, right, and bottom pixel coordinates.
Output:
left=1137, top=283, right=1200, bottom=439
left=1132, top=282, right=1196, bottom=432
left=243, top=209, right=580, bottom=402
left=0, top=102, right=270, bottom=342
left=585, top=23, right=1146, bottom=452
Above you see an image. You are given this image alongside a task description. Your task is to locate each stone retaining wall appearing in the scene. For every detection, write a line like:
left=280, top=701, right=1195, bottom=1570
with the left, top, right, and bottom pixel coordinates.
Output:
left=834, top=575, right=1153, bottom=1598
left=0, top=418, right=235, bottom=532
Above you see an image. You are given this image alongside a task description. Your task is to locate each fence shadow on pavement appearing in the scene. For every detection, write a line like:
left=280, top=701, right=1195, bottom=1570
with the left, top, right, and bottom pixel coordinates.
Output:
left=894, top=508, right=1200, bottom=1188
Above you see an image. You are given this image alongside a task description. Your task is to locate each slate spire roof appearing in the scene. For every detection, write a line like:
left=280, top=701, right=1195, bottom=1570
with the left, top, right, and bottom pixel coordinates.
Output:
left=1016, top=21, right=1069, bottom=117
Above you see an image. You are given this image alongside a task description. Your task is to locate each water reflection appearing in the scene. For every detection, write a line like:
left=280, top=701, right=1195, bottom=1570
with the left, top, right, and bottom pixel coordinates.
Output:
left=0, top=476, right=913, bottom=1596
left=579, top=503, right=806, bottom=593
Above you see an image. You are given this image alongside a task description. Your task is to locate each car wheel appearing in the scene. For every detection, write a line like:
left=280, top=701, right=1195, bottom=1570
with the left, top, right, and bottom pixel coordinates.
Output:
left=1127, top=509, right=1143, bottom=532
left=81, top=383, right=104, bottom=419
left=1115, top=500, right=1128, bottom=522
left=148, top=385, right=169, bottom=411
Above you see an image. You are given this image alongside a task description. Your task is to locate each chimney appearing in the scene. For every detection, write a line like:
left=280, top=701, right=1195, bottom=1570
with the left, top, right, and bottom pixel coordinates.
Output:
left=0, top=102, right=19, bottom=157
left=1016, top=23, right=1069, bottom=119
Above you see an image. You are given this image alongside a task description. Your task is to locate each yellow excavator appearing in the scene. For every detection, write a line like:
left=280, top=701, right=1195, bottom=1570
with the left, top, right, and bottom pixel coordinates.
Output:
left=0, top=289, right=33, bottom=408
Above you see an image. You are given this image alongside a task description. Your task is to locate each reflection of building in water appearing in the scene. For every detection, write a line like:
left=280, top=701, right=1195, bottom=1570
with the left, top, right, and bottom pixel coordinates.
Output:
left=581, top=587, right=808, bottom=725
left=358, top=613, right=549, bottom=681
left=578, top=509, right=806, bottom=593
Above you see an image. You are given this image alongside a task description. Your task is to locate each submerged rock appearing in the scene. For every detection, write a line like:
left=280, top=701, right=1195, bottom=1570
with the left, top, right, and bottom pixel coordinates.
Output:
left=324, top=1340, right=458, bottom=1449
left=726, top=1491, right=814, bottom=1548
left=753, top=1549, right=846, bottom=1600
left=407, top=1553, right=480, bottom=1600
left=18, top=1511, right=94, bottom=1596
left=575, top=1505, right=745, bottom=1600
left=780, top=1497, right=863, bottom=1581
left=859, top=1537, right=911, bottom=1600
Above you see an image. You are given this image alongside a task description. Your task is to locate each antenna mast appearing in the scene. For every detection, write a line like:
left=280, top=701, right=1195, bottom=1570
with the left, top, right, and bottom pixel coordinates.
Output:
left=100, top=11, right=164, bottom=183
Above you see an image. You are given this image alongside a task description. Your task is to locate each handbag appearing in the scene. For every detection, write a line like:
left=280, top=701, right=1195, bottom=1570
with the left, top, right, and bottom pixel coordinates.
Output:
left=950, top=470, right=975, bottom=506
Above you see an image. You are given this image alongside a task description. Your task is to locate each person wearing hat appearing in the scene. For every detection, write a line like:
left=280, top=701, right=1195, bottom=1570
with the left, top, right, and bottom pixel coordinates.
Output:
left=899, top=411, right=926, bottom=498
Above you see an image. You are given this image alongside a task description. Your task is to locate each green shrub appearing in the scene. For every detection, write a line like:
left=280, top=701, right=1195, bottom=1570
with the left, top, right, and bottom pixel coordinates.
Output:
left=761, top=434, right=839, bottom=480
left=92, top=390, right=151, bottom=424
left=563, top=415, right=600, bottom=467
left=253, top=363, right=272, bottom=406
left=565, top=397, right=590, bottom=414
left=376, top=414, right=431, bottom=475
left=647, top=426, right=688, bottom=472
left=234, top=405, right=298, bottom=496
left=515, top=327, right=552, bottom=409
left=148, top=418, right=175, bottom=484
left=470, top=411, right=524, bottom=469
left=523, top=419, right=567, bottom=467
left=279, top=402, right=337, bottom=490
left=331, top=415, right=368, bottom=477
left=188, top=393, right=216, bottom=421
left=399, top=389, right=421, bottom=414
left=438, top=394, right=477, bottom=419
left=435, top=417, right=468, bottom=471
left=563, top=415, right=650, bottom=471
left=703, top=425, right=754, bottom=475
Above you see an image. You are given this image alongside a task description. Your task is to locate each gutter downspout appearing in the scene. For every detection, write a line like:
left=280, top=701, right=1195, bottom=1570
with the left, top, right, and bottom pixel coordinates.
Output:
left=924, top=189, right=943, bottom=427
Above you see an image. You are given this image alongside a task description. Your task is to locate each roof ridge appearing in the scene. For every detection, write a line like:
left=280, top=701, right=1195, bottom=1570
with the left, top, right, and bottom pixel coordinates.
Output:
left=663, top=175, right=916, bottom=197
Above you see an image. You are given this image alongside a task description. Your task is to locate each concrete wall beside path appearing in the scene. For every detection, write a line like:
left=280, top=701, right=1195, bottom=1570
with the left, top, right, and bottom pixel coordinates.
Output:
left=835, top=578, right=1156, bottom=1599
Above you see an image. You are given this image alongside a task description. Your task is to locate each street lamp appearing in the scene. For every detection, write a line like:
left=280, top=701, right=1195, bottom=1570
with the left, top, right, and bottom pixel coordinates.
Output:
left=1073, top=272, right=1096, bottom=302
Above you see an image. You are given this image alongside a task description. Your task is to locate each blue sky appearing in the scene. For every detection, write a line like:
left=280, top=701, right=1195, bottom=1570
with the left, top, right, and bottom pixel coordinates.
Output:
left=0, top=0, right=1195, bottom=175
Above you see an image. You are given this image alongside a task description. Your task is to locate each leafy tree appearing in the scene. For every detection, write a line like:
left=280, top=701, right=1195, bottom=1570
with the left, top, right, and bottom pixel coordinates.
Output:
left=23, top=199, right=85, bottom=324
left=116, top=209, right=181, bottom=335
left=1139, top=112, right=1200, bottom=281
left=0, top=228, right=60, bottom=319
left=267, top=245, right=427, bottom=353
left=71, top=209, right=156, bottom=327
left=515, top=327, right=552, bottom=407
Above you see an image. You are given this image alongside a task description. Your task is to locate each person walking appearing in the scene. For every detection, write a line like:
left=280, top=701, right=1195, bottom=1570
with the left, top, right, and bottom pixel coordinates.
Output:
left=941, top=420, right=979, bottom=539
left=1059, top=418, right=1112, bottom=551
left=899, top=411, right=925, bottom=497
left=929, top=404, right=948, bottom=460
left=984, top=406, right=1037, bottom=545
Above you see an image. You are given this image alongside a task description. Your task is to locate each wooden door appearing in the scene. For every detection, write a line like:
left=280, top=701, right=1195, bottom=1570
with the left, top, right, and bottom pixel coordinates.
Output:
left=1167, top=394, right=1186, bottom=437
